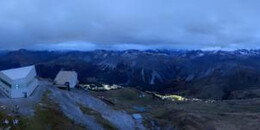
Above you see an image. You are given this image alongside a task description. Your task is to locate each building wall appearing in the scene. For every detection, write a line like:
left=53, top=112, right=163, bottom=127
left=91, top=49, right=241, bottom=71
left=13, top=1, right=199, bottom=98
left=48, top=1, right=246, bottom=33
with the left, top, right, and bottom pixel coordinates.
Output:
left=10, top=67, right=38, bottom=98
left=27, top=78, right=38, bottom=96
left=69, top=74, right=78, bottom=88
left=10, top=78, right=38, bottom=98
left=0, top=80, right=11, bottom=97
left=55, top=72, right=78, bottom=88
left=0, top=72, right=12, bottom=97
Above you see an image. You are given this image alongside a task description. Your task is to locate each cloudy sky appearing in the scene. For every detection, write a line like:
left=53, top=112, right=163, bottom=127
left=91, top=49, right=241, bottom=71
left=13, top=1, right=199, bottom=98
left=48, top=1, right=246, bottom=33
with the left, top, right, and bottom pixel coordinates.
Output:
left=0, top=0, right=260, bottom=50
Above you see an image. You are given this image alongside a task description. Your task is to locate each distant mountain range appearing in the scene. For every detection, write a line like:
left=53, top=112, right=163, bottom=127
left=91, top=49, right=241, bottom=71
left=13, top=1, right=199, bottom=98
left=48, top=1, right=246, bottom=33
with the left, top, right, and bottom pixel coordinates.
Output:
left=2, top=49, right=260, bottom=100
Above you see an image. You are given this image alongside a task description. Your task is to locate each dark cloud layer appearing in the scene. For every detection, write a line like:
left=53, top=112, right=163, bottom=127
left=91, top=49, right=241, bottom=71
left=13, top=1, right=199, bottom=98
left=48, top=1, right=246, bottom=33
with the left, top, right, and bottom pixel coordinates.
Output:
left=0, top=0, right=260, bottom=50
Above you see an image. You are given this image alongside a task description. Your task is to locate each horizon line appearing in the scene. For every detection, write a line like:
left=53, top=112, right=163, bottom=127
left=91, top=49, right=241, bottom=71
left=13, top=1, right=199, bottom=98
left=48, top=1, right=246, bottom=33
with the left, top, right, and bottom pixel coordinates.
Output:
left=1, top=48, right=260, bottom=52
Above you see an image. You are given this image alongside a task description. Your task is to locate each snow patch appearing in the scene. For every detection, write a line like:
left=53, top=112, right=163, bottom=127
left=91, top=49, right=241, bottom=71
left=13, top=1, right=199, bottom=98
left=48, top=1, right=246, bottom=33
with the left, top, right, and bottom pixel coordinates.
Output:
left=141, top=69, right=145, bottom=82
left=149, top=71, right=162, bottom=85
left=98, top=60, right=118, bottom=70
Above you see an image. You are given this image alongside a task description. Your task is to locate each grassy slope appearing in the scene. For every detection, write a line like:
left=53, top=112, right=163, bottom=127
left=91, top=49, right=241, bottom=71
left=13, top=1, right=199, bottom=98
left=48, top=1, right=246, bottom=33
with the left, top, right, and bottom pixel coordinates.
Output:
left=23, top=91, right=85, bottom=130
left=0, top=91, right=85, bottom=130
left=90, top=88, right=260, bottom=130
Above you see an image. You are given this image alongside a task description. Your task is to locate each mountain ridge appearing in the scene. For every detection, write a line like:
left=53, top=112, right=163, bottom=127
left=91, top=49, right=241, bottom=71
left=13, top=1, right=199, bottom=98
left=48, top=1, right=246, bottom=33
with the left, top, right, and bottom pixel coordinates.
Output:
left=2, top=49, right=260, bottom=100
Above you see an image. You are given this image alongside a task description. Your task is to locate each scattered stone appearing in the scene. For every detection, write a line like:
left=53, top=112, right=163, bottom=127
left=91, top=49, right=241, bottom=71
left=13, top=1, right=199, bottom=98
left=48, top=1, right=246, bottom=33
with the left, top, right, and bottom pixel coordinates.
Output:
left=1, top=105, right=6, bottom=110
left=133, top=106, right=146, bottom=112
left=132, top=113, right=143, bottom=120
left=5, top=126, right=11, bottom=130
left=139, top=93, right=145, bottom=98
left=3, top=119, right=9, bottom=124
left=13, top=119, right=19, bottom=125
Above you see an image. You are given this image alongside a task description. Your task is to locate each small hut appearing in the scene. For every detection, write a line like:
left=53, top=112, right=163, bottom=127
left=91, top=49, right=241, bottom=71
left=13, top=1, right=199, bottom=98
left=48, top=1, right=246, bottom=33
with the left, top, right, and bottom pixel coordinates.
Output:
left=54, top=71, right=78, bottom=90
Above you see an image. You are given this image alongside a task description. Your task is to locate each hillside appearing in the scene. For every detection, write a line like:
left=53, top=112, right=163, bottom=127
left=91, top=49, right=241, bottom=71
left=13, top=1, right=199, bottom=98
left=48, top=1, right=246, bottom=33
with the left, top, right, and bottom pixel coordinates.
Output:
left=0, top=80, right=141, bottom=130
left=90, top=87, right=260, bottom=130
left=1, top=80, right=260, bottom=130
left=2, top=49, right=260, bottom=100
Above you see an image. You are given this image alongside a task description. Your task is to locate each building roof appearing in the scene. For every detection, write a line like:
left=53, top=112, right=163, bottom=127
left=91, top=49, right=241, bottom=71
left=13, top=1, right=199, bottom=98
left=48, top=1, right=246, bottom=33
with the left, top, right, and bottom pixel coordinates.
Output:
left=1, top=65, right=35, bottom=80
left=54, top=71, right=77, bottom=84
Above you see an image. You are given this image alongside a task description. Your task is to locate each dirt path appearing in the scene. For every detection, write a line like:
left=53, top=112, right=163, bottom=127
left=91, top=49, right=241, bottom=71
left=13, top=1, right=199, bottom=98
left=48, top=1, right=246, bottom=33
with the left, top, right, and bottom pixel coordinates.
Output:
left=47, top=85, right=104, bottom=130
left=47, top=85, right=139, bottom=130
left=67, top=89, right=137, bottom=130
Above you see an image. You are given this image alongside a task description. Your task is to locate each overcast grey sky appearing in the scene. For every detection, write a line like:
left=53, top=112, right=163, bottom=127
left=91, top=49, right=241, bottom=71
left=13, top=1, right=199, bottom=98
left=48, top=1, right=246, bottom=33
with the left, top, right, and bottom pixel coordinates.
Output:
left=0, top=0, right=260, bottom=50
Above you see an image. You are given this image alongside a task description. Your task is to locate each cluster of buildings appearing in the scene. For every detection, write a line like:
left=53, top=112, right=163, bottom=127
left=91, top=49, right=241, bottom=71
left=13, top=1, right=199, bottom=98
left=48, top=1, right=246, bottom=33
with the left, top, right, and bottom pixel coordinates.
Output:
left=0, top=65, right=78, bottom=98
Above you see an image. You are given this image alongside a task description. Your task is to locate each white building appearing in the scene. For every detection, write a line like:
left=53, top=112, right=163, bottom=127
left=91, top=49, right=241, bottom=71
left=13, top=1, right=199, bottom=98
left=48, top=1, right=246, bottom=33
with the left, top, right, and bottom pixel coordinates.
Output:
left=54, top=71, right=78, bottom=88
left=0, top=65, right=38, bottom=98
